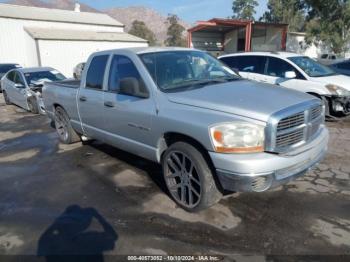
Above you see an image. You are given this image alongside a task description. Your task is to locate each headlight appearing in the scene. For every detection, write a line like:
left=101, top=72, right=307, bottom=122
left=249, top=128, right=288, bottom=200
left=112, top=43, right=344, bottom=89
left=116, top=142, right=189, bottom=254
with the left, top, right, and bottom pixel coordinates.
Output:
left=325, top=84, right=350, bottom=96
left=210, top=122, right=265, bottom=153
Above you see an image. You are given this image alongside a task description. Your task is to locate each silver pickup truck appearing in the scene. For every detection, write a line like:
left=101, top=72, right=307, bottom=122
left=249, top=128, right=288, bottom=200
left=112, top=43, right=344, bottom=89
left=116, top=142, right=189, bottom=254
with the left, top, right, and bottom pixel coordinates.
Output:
left=43, top=47, right=329, bottom=212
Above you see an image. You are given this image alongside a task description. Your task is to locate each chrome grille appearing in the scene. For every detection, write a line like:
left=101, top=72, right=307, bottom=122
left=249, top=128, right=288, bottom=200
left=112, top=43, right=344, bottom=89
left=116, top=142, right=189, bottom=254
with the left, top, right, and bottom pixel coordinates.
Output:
left=266, top=101, right=324, bottom=153
left=277, top=112, right=305, bottom=132
left=276, top=129, right=304, bottom=148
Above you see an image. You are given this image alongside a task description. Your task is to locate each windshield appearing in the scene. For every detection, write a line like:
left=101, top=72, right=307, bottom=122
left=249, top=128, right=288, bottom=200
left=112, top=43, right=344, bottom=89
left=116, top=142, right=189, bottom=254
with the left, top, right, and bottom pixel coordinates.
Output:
left=139, top=51, right=240, bottom=91
left=288, top=56, right=336, bottom=77
left=24, top=70, right=66, bottom=85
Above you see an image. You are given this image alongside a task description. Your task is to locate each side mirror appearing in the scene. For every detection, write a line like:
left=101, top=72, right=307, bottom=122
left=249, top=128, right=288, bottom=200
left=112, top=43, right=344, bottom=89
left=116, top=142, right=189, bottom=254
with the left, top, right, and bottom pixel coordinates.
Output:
left=119, top=77, right=149, bottom=99
left=285, top=71, right=297, bottom=79
left=14, top=83, right=25, bottom=88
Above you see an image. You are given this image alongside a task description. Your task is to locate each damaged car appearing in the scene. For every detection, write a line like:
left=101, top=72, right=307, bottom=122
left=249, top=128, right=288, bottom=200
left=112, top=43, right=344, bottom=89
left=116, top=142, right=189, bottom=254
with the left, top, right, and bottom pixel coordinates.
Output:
left=1, top=67, right=66, bottom=114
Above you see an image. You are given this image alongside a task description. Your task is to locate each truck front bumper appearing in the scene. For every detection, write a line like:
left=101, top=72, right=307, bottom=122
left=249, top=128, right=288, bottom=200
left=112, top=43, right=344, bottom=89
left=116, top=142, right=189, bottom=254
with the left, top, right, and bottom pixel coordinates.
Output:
left=210, top=127, right=329, bottom=192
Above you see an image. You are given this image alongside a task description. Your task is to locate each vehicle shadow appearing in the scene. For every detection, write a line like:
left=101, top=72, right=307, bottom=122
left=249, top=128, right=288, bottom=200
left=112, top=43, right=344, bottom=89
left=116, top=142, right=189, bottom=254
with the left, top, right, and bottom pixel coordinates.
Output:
left=37, top=205, right=117, bottom=262
left=89, top=141, right=168, bottom=194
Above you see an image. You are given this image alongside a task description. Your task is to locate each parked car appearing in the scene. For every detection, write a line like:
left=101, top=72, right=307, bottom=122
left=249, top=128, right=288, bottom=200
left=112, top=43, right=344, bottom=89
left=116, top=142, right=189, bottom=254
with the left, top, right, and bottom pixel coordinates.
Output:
left=43, top=47, right=328, bottom=212
left=0, top=63, right=21, bottom=92
left=73, top=62, right=86, bottom=80
left=1, top=67, right=66, bottom=114
left=219, top=52, right=350, bottom=117
left=330, top=60, right=350, bottom=76
left=317, top=53, right=342, bottom=65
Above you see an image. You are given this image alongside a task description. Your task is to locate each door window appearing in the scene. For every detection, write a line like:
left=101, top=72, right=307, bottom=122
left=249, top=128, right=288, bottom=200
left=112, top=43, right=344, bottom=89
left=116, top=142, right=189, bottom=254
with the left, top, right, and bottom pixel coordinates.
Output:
left=267, top=57, right=304, bottom=79
left=86, top=55, right=109, bottom=90
left=108, top=55, right=148, bottom=96
left=13, top=72, right=25, bottom=85
left=6, top=71, right=15, bottom=82
left=236, top=56, right=266, bottom=74
left=220, top=56, right=239, bottom=70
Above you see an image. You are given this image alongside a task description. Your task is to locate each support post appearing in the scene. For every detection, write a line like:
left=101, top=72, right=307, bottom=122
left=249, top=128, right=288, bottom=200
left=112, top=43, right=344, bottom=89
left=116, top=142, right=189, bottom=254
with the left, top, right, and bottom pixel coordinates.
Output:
left=245, top=22, right=252, bottom=52
left=281, top=26, right=287, bottom=51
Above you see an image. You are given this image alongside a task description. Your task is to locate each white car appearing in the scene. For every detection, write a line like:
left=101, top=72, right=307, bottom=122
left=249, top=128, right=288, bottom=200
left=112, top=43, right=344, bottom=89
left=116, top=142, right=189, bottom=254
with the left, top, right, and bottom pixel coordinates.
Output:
left=1, top=67, right=66, bottom=114
left=219, top=52, right=350, bottom=117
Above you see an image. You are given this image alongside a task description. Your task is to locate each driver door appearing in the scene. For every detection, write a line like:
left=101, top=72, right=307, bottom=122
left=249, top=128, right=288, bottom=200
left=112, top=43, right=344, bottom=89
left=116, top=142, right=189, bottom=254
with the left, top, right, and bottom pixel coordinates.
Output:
left=263, top=57, right=307, bottom=91
left=12, top=71, right=28, bottom=108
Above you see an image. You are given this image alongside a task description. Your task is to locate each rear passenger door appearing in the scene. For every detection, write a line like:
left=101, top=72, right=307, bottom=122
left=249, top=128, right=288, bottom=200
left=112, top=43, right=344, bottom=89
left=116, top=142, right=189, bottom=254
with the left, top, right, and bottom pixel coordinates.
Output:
left=78, top=54, right=109, bottom=140
left=102, top=54, right=156, bottom=153
left=223, top=55, right=267, bottom=81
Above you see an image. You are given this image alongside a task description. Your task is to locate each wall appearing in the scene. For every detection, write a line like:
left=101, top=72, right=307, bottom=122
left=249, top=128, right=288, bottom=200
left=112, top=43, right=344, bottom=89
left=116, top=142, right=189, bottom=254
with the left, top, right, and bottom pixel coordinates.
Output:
left=191, top=31, right=223, bottom=51
left=287, top=33, right=323, bottom=58
left=0, top=17, right=150, bottom=77
left=38, top=40, right=148, bottom=77
left=224, top=30, right=238, bottom=53
left=251, top=26, right=282, bottom=51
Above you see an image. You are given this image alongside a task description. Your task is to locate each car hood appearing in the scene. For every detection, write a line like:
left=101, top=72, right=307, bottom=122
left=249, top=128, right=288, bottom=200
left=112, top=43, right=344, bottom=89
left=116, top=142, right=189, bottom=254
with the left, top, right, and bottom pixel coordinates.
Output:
left=310, top=74, right=350, bottom=91
left=166, top=80, right=314, bottom=122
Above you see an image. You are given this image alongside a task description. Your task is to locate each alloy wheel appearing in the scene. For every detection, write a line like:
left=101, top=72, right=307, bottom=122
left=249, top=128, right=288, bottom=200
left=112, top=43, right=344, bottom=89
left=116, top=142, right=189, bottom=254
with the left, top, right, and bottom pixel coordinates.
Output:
left=165, top=151, right=202, bottom=208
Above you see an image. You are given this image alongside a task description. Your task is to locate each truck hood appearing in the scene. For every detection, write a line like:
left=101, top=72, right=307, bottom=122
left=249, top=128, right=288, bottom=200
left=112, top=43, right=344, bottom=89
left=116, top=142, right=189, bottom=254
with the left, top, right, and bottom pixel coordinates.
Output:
left=166, top=80, right=314, bottom=122
left=309, top=74, right=350, bottom=91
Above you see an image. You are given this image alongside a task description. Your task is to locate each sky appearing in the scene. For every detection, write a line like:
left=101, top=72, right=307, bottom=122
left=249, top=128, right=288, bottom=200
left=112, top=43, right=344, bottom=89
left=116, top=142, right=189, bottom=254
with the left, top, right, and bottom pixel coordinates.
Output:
left=78, top=0, right=269, bottom=23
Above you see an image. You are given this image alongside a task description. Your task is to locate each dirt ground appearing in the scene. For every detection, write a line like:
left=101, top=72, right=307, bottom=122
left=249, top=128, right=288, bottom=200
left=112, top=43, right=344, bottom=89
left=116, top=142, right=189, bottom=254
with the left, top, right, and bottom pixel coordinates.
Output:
left=0, top=95, right=349, bottom=261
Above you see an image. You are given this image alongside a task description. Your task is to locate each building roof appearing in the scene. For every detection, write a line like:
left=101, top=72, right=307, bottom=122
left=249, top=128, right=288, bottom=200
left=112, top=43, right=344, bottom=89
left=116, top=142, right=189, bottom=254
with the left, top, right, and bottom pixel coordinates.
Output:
left=24, top=27, right=148, bottom=43
left=0, top=4, right=123, bottom=27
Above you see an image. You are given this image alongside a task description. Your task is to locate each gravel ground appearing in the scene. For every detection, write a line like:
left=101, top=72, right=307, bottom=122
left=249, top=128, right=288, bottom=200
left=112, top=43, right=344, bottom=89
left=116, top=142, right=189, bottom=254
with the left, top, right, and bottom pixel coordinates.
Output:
left=0, top=95, right=349, bottom=261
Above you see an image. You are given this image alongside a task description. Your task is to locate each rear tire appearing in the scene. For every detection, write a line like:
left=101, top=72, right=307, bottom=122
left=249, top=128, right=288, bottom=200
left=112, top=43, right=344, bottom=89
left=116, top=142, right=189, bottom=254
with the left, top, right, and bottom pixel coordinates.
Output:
left=28, top=97, right=39, bottom=114
left=3, top=91, right=11, bottom=105
left=162, top=142, right=222, bottom=212
left=54, top=106, right=80, bottom=144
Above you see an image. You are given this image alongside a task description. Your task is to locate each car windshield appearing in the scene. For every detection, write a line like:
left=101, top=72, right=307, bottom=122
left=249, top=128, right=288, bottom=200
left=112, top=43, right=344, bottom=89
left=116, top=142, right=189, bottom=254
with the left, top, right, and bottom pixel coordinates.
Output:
left=24, top=70, right=66, bottom=85
left=0, top=64, right=18, bottom=73
left=139, top=51, right=240, bottom=92
left=288, top=56, right=336, bottom=77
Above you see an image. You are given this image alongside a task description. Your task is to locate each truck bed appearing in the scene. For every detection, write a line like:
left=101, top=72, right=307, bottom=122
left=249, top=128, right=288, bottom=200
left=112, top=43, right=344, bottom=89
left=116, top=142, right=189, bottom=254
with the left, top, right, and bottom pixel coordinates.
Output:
left=42, top=79, right=80, bottom=125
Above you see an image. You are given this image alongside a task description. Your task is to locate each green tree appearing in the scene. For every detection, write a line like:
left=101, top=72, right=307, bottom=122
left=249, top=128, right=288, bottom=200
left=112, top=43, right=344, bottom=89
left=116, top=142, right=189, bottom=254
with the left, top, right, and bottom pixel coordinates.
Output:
left=129, top=20, right=157, bottom=46
left=165, top=14, right=186, bottom=47
left=259, top=0, right=306, bottom=31
left=304, top=0, right=350, bottom=54
left=232, top=0, right=258, bottom=20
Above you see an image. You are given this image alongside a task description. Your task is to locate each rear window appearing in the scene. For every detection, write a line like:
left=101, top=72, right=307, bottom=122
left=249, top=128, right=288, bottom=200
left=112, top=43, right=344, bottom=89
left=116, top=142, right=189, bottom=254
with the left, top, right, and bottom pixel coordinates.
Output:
left=86, top=55, right=109, bottom=90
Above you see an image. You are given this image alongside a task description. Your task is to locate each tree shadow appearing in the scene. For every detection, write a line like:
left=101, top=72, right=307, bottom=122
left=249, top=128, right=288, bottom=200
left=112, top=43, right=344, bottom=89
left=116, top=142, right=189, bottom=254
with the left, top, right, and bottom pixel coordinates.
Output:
left=37, top=205, right=117, bottom=262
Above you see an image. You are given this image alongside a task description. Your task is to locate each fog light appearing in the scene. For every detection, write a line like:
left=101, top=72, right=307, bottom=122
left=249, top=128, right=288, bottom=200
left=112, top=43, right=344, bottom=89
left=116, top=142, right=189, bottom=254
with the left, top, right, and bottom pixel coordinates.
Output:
left=251, top=175, right=272, bottom=192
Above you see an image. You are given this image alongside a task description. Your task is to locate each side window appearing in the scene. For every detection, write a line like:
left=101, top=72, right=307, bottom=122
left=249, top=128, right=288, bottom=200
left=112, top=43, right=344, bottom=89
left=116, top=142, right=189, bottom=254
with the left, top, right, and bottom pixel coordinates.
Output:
left=7, top=71, right=15, bottom=82
left=236, top=56, right=266, bottom=74
left=14, top=72, right=25, bottom=85
left=108, top=55, right=148, bottom=97
left=267, top=57, right=304, bottom=79
left=86, top=55, right=109, bottom=90
left=220, top=57, right=238, bottom=70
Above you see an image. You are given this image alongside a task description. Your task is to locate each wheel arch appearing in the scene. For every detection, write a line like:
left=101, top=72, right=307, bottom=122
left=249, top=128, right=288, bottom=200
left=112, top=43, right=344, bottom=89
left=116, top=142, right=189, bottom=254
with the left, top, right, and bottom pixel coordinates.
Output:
left=157, top=132, right=224, bottom=192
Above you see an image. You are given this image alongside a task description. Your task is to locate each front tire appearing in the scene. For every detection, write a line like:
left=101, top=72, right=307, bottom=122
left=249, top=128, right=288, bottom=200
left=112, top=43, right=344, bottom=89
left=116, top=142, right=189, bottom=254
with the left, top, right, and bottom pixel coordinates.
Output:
left=162, top=142, right=222, bottom=212
left=54, top=106, right=80, bottom=144
left=28, top=97, right=39, bottom=114
left=3, top=91, right=11, bottom=105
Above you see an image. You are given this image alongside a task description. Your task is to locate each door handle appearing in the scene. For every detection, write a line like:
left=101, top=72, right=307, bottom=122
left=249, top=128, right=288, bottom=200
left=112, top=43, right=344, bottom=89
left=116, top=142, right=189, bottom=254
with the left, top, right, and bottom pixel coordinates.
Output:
left=79, top=96, right=87, bottom=102
left=104, top=101, right=115, bottom=108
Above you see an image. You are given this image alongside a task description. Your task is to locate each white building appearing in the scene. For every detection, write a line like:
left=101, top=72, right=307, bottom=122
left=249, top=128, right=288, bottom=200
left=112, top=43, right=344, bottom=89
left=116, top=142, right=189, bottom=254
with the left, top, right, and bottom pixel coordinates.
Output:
left=287, top=32, right=350, bottom=59
left=0, top=4, right=148, bottom=77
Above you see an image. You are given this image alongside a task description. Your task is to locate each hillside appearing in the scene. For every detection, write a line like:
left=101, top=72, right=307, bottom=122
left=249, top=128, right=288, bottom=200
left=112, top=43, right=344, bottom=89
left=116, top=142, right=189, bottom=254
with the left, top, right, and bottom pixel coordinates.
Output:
left=105, top=6, right=190, bottom=44
left=5, top=0, right=191, bottom=44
